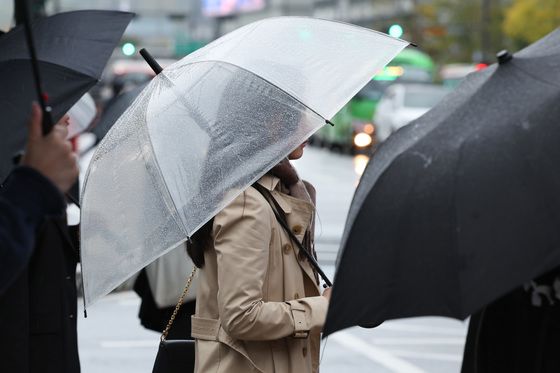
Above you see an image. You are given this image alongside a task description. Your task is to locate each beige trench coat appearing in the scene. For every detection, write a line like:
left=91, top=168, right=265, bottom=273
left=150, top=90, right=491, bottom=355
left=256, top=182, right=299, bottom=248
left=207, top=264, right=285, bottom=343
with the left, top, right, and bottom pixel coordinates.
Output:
left=192, top=174, right=328, bottom=373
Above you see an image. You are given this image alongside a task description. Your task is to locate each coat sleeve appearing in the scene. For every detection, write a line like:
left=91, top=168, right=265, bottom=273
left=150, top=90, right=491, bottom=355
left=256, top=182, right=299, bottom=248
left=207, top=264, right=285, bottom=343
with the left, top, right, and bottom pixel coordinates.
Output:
left=0, top=167, right=65, bottom=295
left=213, top=188, right=328, bottom=341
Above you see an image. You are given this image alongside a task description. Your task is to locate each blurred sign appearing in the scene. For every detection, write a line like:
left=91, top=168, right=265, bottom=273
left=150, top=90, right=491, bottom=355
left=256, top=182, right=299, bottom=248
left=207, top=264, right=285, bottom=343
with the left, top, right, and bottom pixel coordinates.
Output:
left=202, top=0, right=265, bottom=17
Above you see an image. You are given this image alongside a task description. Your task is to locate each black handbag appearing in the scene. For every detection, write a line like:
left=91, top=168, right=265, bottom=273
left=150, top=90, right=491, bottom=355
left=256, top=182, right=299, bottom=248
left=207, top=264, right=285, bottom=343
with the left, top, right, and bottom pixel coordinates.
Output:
left=152, top=266, right=198, bottom=373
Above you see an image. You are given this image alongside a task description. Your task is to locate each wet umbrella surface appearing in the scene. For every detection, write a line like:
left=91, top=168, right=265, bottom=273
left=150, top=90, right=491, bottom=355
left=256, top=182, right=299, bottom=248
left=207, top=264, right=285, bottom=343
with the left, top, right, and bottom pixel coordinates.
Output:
left=80, top=17, right=408, bottom=306
left=324, top=28, right=560, bottom=336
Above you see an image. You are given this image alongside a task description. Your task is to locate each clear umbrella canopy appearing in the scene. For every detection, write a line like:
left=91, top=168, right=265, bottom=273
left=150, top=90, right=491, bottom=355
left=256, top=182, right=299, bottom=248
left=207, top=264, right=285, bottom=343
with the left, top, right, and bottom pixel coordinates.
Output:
left=81, top=17, right=407, bottom=306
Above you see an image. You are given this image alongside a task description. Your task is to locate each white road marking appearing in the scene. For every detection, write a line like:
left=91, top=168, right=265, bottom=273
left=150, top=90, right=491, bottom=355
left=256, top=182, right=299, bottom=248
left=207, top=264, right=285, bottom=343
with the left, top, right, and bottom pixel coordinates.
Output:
left=389, top=349, right=463, bottom=363
left=372, top=337, right=465, bottom=346
left=101, top=340, right=158, bottom=348
left=118, top=299, right=141, bottom=306
left=378, top=322, right=468, bottom=336
left=330, top=332, right=426, bottom=373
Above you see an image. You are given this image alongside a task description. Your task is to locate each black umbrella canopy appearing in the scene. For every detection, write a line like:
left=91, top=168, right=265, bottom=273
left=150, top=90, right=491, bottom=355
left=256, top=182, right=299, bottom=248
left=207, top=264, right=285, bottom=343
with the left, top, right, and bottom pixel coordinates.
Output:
left=324, top=28, right=560, bottom=336
left=0, top=10, right=133, bottom=181
left=91, top=82, right=147, bottom=142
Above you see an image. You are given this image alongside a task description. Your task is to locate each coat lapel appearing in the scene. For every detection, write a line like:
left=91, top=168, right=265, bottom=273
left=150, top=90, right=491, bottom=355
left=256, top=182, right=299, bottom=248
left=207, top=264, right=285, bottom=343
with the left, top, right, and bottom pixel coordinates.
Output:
left=272, top=191, right=319, bottom=290
left=256, top=175, right=321, bottom=291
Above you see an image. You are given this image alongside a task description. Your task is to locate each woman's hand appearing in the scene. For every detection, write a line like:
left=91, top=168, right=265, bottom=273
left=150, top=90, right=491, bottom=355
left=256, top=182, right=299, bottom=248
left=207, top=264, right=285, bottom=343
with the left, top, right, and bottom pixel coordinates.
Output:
left=21, top=103, right=78, bottom=192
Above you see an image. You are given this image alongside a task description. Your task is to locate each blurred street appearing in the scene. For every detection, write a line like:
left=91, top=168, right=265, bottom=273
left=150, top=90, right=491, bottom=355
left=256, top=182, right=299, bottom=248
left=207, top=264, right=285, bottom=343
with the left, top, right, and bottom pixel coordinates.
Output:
left=78, top=146, right=468, bottom=373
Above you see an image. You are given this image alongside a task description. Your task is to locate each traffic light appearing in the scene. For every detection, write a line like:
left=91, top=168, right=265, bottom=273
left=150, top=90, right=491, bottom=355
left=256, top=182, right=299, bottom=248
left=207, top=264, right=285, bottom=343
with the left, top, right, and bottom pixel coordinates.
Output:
left=388, top=24, right=404, bottom=38
left=121, top=42, right=136, bottom=56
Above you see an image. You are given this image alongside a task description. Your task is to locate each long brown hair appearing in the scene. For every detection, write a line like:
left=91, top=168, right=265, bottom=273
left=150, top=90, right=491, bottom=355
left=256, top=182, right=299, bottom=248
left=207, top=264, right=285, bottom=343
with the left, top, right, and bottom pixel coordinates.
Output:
left=186, top=218, right=214, bottom=268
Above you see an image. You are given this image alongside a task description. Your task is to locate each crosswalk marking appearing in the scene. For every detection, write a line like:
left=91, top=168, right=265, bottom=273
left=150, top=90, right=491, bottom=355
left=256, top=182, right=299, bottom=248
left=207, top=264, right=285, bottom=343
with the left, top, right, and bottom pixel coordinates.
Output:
left=330, top=332, right=426, bottom=373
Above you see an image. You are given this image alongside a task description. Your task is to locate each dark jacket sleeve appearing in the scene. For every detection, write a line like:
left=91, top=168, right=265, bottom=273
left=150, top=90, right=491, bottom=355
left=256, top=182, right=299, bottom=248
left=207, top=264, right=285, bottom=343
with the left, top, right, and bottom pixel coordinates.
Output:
left=0, top=166, right=66, bottom=295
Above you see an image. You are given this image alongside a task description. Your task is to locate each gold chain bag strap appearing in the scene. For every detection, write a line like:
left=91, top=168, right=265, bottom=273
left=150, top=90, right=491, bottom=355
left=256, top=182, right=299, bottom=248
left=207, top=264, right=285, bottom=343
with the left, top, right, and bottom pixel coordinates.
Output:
left=152, top=266, right=198, bottom=373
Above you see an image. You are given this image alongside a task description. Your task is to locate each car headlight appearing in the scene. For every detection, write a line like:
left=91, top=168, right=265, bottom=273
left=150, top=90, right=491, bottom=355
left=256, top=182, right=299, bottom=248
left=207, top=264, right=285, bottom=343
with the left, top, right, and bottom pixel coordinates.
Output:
left=363, top=123, right=375, bottom=135
left=354, top=132, right=372, bottom=148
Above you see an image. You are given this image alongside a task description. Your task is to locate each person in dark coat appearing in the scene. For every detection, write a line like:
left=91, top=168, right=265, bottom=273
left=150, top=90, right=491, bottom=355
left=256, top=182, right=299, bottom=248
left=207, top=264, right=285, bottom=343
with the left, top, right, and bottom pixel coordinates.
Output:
left=1, top=102, right=77, bottom=294
left=462, top=267, right=560, bottom=373
left=0, top=103, right=80, bottom=373
left=0, top=167, right=65, bottom=294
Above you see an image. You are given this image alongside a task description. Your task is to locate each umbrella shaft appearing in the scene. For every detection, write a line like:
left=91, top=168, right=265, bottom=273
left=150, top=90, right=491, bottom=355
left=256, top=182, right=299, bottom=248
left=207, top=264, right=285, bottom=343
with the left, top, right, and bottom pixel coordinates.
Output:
left=21, top=0, right=53, bottom=134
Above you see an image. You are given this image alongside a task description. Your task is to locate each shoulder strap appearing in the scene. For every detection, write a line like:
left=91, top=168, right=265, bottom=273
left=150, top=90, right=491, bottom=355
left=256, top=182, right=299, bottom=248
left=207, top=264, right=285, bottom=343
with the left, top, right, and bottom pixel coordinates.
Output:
left=160, top=266, right=198, bottom=341
left=252, top=183, right=332, bottom=287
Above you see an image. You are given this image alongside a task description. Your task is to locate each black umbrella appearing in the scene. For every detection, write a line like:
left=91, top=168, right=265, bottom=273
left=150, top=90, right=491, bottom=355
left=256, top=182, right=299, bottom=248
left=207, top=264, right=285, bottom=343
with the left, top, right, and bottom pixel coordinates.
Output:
left=91, top=82, right=147, bottom=143
left=324, top=28, right=560, bottom=336
left=0, top=9, right=133, bottom=181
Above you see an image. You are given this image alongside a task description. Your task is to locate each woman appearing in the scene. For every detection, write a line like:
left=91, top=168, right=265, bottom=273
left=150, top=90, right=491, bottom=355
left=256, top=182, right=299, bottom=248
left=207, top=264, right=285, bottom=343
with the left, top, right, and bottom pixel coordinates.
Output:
left=187, top=142, right=330, bottom=373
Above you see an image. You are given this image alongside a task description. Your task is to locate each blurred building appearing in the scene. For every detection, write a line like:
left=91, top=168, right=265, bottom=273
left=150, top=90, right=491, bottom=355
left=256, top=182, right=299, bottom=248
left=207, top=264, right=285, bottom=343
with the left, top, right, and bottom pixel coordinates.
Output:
left=211, top=0, right=415, bottom=36
left=46, top=0, right=200, bottom=58
left=2, top=0, right=418, bottom=58
left=48, top=0, right=191, bottom=15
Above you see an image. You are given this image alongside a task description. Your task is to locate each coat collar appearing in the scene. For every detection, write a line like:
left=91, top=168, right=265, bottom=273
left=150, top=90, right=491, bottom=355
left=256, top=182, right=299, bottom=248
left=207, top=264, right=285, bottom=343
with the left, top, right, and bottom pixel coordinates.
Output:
left=256, top=174, right=280, bottom=192
left=256, top=174, right=292, bottom=214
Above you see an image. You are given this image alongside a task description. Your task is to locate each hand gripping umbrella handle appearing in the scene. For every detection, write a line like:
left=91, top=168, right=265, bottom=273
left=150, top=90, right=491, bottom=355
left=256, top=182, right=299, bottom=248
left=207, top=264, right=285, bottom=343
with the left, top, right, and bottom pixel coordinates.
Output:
left=253, top=183, right=333, bottom=287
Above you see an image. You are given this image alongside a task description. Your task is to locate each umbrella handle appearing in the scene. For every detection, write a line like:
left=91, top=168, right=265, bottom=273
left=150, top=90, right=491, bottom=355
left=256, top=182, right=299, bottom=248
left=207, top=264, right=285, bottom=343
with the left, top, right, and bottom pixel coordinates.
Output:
left=140, top=48, right=163, bottom=75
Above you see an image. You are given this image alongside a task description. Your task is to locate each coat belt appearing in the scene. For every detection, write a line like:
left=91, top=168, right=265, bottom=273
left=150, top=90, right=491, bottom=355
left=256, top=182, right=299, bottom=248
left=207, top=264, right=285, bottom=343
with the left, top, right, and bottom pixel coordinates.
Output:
left=191, top=316, right=264, bottom=372
left=191, top=316, right=220, bottom=340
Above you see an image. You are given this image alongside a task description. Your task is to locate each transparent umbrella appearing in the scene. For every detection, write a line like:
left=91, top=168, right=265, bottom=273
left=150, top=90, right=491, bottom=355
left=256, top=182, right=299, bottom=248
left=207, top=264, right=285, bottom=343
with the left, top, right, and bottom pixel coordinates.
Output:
left=80, top=17, right=408, bottom=306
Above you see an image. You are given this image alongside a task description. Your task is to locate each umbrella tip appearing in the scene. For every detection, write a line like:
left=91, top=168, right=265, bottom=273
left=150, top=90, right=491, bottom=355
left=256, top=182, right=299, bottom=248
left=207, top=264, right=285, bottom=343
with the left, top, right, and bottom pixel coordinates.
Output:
left=496, top=50, right=513, bottom=65
left=139, top=48, right=163, bottom=75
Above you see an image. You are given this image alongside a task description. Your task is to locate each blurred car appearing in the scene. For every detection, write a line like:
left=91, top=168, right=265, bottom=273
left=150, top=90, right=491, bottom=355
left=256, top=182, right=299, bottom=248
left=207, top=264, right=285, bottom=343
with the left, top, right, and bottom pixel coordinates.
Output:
left=373, top=83, right=450, bottom=142
left=440, top=63, right=488, bottom=89
left=313, top=48, right=436, bottom=153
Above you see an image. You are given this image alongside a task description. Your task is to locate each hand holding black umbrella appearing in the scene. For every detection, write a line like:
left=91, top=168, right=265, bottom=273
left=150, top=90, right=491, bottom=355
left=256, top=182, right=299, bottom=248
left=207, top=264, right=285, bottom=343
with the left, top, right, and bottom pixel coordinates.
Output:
left=0, top=7, right=133, bottom=182
left=18, top=0, right=79, bottom=205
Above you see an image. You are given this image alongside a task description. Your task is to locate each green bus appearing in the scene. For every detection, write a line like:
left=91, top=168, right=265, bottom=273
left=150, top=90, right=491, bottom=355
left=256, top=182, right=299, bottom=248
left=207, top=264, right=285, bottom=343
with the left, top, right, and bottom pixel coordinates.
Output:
left=313, top=48, right=435, bottom=153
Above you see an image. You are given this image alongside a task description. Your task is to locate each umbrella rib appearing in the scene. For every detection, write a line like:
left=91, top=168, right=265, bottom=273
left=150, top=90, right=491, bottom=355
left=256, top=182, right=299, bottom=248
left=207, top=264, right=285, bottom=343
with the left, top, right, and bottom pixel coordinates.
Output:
left=514, top=62, right=560, bottom=89
left=138, top=59, right=330, bottom=239
left=168, top=59, right=330, bottom=124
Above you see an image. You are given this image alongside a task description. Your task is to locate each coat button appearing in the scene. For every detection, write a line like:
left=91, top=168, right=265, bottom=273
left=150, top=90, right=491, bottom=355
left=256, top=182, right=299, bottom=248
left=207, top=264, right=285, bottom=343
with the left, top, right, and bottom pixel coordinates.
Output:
left=283, top=243, right=292, bottom=255
left=69, top=314, right=74, bottom=319
left=292, top=225, right=303, bottom=235
left=294, top=292, right=300, bottom=299
left=302, top=347, right=308, bottom=357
